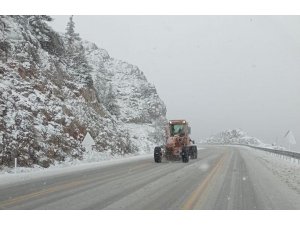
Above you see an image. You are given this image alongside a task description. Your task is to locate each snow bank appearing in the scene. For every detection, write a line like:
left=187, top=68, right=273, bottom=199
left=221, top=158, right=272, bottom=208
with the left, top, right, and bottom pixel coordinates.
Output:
left=0, top=153, right=152, bottom=186
left=244, top=146, right=300, bottom=193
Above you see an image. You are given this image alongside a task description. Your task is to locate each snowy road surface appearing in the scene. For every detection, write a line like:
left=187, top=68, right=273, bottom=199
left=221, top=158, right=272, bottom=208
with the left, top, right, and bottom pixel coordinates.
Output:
left=0, top=145, right=299, bottom=209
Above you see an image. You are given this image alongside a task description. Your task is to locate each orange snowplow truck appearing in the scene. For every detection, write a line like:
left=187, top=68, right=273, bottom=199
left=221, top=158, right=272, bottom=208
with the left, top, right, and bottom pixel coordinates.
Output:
left=154, top=120, right=197, bottom=163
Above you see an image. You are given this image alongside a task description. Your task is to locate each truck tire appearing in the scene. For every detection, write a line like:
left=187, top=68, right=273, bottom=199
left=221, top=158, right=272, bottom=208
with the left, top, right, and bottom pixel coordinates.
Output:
left=194, top=147, right=198, bottom=159
left=189, top=147, right=193, bottom=159
left=190, top=146, right=196, bottom=159
left=154, top=146, right=162, bottom=163
left=192, top=146, right=197, bottom=159
left=182, top=147, right=189, bottom=163
left=189, top=146, right=197, bottom=159
left=189, top=146, right=195, bottom=159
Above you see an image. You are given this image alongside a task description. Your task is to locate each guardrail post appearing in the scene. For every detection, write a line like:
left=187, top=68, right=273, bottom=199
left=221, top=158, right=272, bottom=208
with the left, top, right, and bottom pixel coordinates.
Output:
left=14, top=158, right=17, bottom=174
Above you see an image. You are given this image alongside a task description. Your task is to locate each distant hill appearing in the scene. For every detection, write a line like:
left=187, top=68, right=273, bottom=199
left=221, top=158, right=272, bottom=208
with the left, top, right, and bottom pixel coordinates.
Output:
left=202, top=129, right=286, bottom=151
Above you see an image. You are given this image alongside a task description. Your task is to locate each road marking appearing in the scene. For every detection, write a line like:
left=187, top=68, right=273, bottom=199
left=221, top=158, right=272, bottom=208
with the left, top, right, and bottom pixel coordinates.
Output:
left=0, top=162, right=153, bottom=209
left=181, top=152, right=227, bottom=210
left=128, top=162, right=152, bottom=173
left=0, top=179, right=90, bottom=209
left=0, top=171, right=121, bottom=209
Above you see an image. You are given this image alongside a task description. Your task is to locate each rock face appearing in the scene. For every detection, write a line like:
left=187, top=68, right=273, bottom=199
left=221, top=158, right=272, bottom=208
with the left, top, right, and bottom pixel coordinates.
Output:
left=0, top=16, right=167, bottom=169
left=84, top=41, right=167, bottom=152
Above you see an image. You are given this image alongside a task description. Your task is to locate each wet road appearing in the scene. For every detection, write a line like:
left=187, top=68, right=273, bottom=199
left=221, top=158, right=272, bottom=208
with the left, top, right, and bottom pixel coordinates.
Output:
left=0, top=145, right=299, bottom=209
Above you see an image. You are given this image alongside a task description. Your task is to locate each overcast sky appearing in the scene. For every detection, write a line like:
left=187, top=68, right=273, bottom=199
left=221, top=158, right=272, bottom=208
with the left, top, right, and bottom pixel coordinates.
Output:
left=51, top=16, right=300, bottom=149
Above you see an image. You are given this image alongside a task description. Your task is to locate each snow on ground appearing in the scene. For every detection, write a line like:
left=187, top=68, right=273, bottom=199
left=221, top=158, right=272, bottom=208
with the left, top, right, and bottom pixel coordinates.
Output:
left=1, top=139, right=204, bottom=181
left=0, top=153, right=152, bottom=187
left=244, top=146, right=300, bottom=194
left=123, top=123, right=156, bottom=154
left=1, top=124, right=154, bottom=179
left=202, top=129, right=292, bottom=152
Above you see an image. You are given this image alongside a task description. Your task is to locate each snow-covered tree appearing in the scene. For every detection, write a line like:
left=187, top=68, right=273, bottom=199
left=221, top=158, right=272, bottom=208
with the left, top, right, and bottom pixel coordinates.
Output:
left=0, top=16, right=11, bottom=62
left=26, top=16, right=64, bottom=58
left=65, top=16, right=81, bottom=45
left=64, top=16, right=93, bottom=87
left=65, top=15, right=81, bottom=60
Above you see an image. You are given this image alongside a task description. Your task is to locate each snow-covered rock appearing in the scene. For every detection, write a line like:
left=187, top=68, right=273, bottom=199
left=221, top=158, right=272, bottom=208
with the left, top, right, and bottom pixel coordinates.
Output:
left=0, top=16, right=167, bottom=170
left=204, top=129, right=263, bottom=146
left=202, top=129, right=286, bottom=151
left=83, top=39, right=167, bottom=154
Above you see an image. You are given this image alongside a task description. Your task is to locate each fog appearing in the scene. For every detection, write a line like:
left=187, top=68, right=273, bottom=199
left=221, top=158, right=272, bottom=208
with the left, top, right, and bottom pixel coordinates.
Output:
left=51, top=16, right=300, bottom=150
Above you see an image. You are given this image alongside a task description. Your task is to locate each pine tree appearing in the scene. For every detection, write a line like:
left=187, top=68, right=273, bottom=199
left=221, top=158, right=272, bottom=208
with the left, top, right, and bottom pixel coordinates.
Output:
left=0, top=17, right=11, bottom=62
left=65, top=15, right=80, bottom=46
left=25, top=15, right=64, bottom=58
left=64, top=16, right=93, bottom=87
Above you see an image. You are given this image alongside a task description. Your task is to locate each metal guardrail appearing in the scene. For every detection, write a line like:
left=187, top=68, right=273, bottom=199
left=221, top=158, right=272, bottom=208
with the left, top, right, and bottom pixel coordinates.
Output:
left=200, top=143, right=300, bottom=160
left=243, top=144, right=300, bottom=160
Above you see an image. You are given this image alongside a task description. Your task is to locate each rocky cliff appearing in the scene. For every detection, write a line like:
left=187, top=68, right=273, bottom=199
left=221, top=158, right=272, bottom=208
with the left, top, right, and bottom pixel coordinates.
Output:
left=0, top=16, right=167, bottom=169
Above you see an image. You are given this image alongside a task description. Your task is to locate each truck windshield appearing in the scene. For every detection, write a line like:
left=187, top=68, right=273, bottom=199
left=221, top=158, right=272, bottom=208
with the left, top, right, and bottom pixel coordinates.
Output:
left=170, top=124, right=184, bottom=136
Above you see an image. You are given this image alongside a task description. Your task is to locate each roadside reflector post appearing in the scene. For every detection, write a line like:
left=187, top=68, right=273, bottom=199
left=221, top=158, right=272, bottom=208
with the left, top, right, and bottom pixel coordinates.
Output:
left=14, top=158, right=17, bottom=174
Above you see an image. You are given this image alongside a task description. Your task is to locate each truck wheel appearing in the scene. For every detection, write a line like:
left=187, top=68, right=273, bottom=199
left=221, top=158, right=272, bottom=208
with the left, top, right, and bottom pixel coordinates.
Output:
left=184, top=154, right=189, bottom=163
left=186, top=152, right=189, bottom=162
left=154, top=146, right=162, bottom=163
left=155, top=157, right=161, bottom=163
left=189, top=147, right=196, bottom=159
left=194, top=146, right=198, bottom=159
left=189, top=147, right=193, bottom=159
left=182, top=147, right=189, bottom=163
left=190, top=148, right=196, bottom=159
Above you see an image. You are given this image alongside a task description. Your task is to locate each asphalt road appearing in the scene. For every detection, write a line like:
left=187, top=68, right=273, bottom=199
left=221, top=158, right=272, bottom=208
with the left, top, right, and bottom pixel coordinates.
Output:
left=0, top=145, right=299, bottom=210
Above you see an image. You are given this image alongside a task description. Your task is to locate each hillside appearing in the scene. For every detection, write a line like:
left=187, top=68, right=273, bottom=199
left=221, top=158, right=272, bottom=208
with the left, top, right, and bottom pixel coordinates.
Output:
left=0, top=16, right=167, bottom=169
left=203, top=129, right=285, bottom=150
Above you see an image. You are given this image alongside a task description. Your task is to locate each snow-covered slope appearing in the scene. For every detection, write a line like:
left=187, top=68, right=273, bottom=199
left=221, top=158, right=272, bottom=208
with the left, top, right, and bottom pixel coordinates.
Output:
left=84, top=41, right=167, bottom=153
left=204, top=129, right=263, bottom=146
left=203, top=129, right=286, bottom=150
left=0, top=16, right=167, bottom=170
